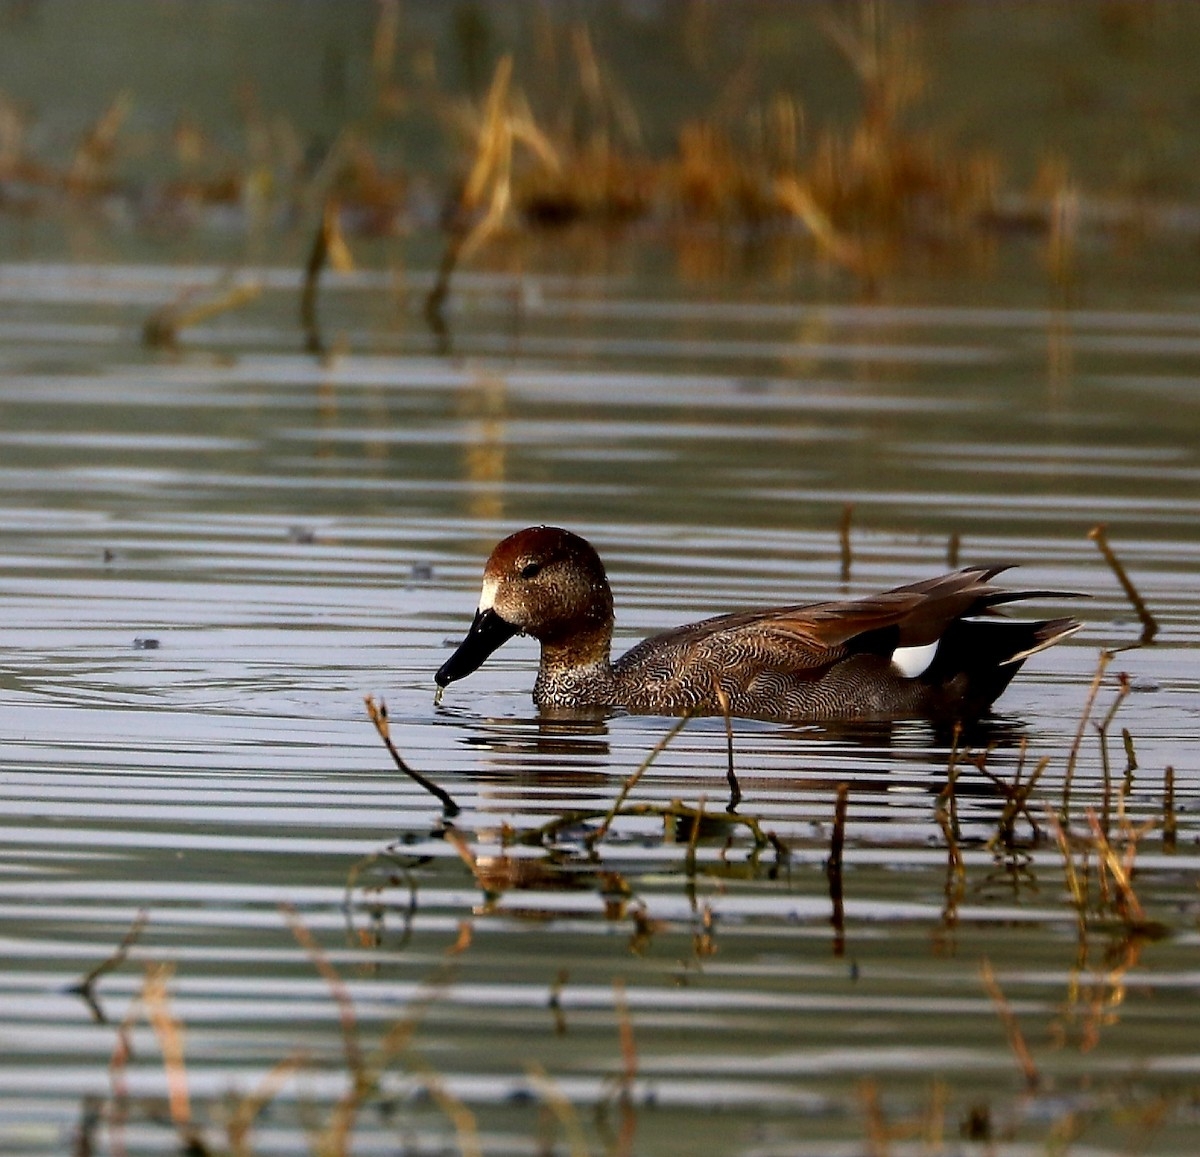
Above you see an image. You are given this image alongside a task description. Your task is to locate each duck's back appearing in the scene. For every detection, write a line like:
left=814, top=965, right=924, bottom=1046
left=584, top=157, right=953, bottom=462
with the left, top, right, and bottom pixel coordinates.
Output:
left=609, top=569, right=1080, bottom=721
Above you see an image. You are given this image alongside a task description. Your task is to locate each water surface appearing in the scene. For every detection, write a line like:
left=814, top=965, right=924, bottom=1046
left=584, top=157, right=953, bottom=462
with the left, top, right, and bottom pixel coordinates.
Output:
left=0, top=254, right=1197, bottom=1155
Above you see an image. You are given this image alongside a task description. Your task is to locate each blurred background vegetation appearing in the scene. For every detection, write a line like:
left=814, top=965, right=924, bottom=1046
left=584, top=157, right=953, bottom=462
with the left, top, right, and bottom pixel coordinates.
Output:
left=2, top=0, right=1199, bottom=281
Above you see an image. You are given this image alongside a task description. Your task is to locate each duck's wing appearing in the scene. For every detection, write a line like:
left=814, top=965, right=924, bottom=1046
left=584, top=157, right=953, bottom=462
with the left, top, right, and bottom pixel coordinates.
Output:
left=624, top=566, right=1081, bottom=671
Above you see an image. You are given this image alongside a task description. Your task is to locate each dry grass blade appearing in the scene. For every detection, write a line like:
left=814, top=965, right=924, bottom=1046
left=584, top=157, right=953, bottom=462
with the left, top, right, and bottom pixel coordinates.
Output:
left=1089, top=524, right=1158, bottom=644
left=365, top=695, right=460, bottom=816
left=979, top=958, right=1040, bottom=1090
left=1085, top=808, right=1147, bottom=927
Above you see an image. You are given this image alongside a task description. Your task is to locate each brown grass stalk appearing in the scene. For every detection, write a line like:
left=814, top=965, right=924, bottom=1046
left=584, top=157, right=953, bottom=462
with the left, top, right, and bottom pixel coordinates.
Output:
left=980, top=958, right=1040, bottom=1090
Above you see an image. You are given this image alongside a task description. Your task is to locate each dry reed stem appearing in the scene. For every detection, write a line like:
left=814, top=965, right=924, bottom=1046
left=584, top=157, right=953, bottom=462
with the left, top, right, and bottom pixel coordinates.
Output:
left=946, top=531, right=960, bottom=569
left=609, top=977, right=639, bottom=1157
left=858, top=1079, right=889, bottom=1157
left=142, top=280, right=262, bottom=350
left=979, top=958, right=1040, bottom=1090
left=937, top=725, right=963, bottom=843
left=838, top=502, right=855, bottom=583
left=426, top=55, right=559, bottom=334
left=1046, top=805, right=1088, bottom=933
left=1062, top=650, right=1113, bottom=819
left=549, top=969, right=570, bottom=1036
left=365, top=695, right=460, bottom=815
left=69, top=90, right=132, bottom=191
left=1089, top=524, right=1158, bottom=644
left=985, top=756, right=1050, bottom=852
left=301, top=197, right=353, bottom=355
left=613, top=978, right=638, bottom=1093
left=588, top=711, right=693, bottom=848
left=1085, top=808, right=1147, bottom=927
left=106, top=975, right=142, bottom=1157
left=1162, top=766, right=1176, bottom=853
left=828, top=783, right=849, bottom=955
left=141, top=963, right=196, bottom=1138
left=226, top=1054, right=308, bottom=1157
left=775, top=176, right=871, bottom=273
left=525, top=1063, right=591, bottom=1157
left=711, top=679, right=741, bottom=811
left=407, top=1061, right=483, bottom=1157
left=684, top=795, right=705, bottom=890
left=70, top=908, right=148, bottom=1024
left=1096, top=672, right=1132, bottom=833
left=282, top=905, right=363, bottom=1085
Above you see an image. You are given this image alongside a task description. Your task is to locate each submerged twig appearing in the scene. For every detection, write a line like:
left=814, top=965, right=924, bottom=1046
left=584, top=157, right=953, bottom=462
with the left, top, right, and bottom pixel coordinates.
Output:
left=365, top=695, right=460, bottom=816
left=1089, top=524, right=1158, bottom=645
left=68, top=909, right=148, bottom=1024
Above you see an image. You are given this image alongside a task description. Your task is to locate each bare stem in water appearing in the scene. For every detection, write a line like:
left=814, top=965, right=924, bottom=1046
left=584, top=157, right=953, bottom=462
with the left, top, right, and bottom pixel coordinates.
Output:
left=1089, top=524, right=1158, bottom=644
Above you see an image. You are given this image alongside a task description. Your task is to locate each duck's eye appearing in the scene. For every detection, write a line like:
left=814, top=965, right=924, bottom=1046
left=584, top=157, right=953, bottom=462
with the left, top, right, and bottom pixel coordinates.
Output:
left=519, top=561, right=542, bottom=579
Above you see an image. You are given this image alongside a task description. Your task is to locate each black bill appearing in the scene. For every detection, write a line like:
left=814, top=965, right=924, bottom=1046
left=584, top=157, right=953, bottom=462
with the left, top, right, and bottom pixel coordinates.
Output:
left=435, top=607, right=520, bottom=688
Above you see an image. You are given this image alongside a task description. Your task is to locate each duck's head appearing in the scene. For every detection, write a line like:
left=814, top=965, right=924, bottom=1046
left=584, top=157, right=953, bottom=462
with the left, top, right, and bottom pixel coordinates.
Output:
left=435, top=526, right=614, bottom=691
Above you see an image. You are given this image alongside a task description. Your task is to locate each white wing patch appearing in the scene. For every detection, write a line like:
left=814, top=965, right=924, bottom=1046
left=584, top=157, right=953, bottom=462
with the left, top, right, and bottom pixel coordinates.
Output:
left=891, top=639, right=939, bottom=678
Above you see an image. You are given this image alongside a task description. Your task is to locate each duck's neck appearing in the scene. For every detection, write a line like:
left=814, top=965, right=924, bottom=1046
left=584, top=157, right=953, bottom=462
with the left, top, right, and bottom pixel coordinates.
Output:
left=533, top=623, right=616, bottom=707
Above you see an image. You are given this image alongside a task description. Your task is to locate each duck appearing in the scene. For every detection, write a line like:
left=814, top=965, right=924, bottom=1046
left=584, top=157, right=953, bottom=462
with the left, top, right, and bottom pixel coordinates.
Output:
left=434, top=526, right=1083, bottom=722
